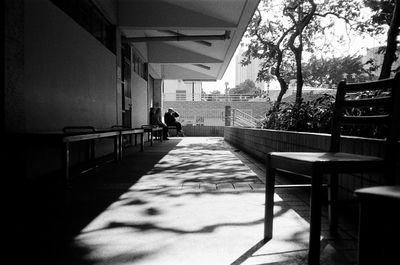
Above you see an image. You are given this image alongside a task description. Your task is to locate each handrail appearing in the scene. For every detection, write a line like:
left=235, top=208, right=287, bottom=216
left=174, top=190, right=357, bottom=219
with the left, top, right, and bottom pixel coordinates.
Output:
left=231, top=108, right=260, bottom=128
left=163, top=92, right=269, bottom=102
left=233, top=116, right=257, bottom=127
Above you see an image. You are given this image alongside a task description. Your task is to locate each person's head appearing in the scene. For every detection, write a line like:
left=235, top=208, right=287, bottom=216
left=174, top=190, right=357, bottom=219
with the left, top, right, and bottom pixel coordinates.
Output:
left=168, top=108, right=174, bottom=113
left=155, top=108, right=161, bottom=115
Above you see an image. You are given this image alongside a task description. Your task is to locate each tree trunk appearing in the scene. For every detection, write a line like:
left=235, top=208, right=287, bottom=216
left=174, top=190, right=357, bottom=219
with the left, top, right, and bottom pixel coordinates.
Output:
left=379, top=0, right=400, bottom=79
left=294, top=49, right=303, bottom=104
left=275, top=78, right=288, bottom=108
left=273, top=50, right=288, bottom=109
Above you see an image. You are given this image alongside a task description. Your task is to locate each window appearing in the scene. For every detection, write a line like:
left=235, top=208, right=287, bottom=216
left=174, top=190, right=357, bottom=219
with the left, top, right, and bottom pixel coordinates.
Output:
left=176, top=90, right=187, bottom=101
left=50, top=0, right=116, bottom=54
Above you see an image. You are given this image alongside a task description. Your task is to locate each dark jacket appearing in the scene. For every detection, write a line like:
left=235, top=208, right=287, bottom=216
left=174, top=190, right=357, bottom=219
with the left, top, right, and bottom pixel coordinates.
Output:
left=164, top=112, right=175, bottom=126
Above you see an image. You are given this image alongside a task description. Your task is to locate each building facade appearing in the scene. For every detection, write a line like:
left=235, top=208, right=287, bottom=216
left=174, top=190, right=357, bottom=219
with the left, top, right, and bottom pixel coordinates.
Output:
left=235, top=43, right=266, bottom=90
left=163, top=80, right=203, bottom=101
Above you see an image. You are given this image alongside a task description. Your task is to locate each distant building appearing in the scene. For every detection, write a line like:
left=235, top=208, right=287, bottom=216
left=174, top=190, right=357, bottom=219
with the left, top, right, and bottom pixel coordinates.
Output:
left=164, top=80, right=203, bottom=101
left=235, top=43, right=266, bottom=90
left=235, top=43, right=282, bottom=100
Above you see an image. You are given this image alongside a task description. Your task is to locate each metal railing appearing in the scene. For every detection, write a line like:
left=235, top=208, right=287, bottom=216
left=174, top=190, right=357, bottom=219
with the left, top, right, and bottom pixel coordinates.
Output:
left=163, top=93, right=269, bottom=102
left=231, top=108, right=261, bottom=128
left=168, top=109, right=226, bottom=126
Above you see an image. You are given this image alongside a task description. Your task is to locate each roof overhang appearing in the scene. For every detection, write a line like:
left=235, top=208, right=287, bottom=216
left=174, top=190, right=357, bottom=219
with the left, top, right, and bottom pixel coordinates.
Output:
left=118, top=0, right=260, bottom=81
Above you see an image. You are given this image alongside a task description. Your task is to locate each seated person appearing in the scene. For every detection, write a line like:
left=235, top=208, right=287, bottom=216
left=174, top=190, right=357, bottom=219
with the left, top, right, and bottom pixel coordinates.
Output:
left=152, top=107, right=169, bottom=140
left=149, top=107, right=157, bottom=126
left=164, top=108, right=184, bottom=136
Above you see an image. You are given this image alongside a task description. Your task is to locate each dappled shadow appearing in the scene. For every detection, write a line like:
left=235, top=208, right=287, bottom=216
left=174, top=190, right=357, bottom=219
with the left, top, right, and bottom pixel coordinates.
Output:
left=84, top=217, right=265, bottom=235
left=60, top=138, right=271, bottom=264
left=18, top=139, right=182, bottom=265
left=18, top=137, right=325, bottom=265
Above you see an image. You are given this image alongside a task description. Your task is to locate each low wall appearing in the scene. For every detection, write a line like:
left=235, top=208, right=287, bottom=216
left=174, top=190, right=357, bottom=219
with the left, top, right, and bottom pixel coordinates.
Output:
left=181, top=125, right=224, bottom=137
left=224, top=126, right=399, bottom=201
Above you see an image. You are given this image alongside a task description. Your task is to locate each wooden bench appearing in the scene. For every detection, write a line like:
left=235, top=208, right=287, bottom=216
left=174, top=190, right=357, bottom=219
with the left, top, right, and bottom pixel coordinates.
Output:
left=16, top=126, right=146, bottom=186
left=62, top=129, right=121, bottom=184
left=119, top=128, right=144, bottom=152
left=63, top=126, right=146, bottom=183
left=62, top=126, right=97, bottom=162
left=168, top=126, right=178, bottom=137
left=167, top=125, right=185, bottom=137
left=167, top=126, right=177, bottom=136
left=142, top=125, right=163, bottom=146
left=111, top=125, right=144, bottom=152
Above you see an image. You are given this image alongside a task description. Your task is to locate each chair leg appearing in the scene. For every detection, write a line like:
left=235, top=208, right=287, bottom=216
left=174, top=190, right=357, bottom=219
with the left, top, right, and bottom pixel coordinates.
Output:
left=264, top=155, right=275, bottom=240
left=308, top=172, right=323, bottom=265
left=328, top=173, right=338, bottom=233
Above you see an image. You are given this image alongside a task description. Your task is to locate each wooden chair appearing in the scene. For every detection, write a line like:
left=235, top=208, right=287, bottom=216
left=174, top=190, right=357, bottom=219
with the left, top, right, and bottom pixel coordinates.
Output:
left=264, top=73, right=400, bottom=265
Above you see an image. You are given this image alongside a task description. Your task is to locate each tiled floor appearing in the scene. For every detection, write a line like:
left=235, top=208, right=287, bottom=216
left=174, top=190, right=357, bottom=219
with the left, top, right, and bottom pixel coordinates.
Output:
left=20, top=137, right=359, bottom=265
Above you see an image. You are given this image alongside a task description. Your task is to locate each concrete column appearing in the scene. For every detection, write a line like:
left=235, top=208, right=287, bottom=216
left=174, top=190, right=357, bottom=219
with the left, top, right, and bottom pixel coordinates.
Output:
left=153, top=79, right=163, bottom=109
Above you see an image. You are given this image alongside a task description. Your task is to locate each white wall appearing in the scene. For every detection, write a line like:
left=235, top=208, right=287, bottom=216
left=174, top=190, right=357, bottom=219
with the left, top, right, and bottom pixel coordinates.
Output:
left=131, top=73, right=149, bottom=126
left=24, top=0, right=117, bottom=131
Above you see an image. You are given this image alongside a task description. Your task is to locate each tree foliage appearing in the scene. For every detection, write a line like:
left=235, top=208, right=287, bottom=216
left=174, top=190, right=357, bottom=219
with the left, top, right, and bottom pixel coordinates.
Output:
left=204, top=90, right=221, bottom=101
left=361, top=0, right=400, bottom=78
left=229, top=79, right=263, bottom=95
left=243, top=0, right=369, bottom=106
left=302, top=55, right=374, bottom=88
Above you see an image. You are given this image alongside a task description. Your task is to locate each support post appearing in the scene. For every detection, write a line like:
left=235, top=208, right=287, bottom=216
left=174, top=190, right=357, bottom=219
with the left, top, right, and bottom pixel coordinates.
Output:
left=225, top=106, right=231, bottom=126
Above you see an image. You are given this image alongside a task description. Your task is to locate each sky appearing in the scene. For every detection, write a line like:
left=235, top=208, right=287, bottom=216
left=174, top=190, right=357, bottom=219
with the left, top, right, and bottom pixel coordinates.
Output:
left=201, top=48, right=239, bottom=94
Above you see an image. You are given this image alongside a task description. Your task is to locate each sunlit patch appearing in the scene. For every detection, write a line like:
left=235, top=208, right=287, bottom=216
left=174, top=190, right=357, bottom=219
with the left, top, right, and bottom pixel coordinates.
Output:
left=70, top=137, right=323, bottom=265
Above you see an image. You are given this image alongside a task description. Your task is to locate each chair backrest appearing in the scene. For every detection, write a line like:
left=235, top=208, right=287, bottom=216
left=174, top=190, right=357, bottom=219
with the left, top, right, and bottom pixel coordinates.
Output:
left=331, top=73, right=400, bottom=179
left=62, top=126, right=96, bottom=133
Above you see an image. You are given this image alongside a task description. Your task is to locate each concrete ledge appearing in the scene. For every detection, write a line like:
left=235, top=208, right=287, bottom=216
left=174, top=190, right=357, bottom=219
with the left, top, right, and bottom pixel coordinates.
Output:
left=224, top=126, right=399, bottom=201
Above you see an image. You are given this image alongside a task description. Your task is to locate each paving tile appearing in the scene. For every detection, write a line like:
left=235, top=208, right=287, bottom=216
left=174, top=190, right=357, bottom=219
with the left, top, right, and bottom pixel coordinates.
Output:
left=232, top=183, right=253, bottom=191
left=216, top=183, right=234, bottom=190
left=249, top=183, right=265, bottom=191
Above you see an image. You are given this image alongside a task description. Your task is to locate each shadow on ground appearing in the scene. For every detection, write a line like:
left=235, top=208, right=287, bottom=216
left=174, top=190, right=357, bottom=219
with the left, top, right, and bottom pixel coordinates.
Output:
left=16, top=140, right=182, bottom=265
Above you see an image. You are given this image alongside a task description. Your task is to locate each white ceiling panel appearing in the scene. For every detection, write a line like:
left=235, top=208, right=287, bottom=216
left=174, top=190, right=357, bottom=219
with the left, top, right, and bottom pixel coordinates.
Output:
left=118, top=0, right=260, bottom=80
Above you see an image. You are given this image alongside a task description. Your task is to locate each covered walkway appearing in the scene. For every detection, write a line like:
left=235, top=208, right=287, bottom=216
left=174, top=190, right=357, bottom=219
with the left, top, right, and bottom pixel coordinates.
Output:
left=24, top=137, right=357, bottom=265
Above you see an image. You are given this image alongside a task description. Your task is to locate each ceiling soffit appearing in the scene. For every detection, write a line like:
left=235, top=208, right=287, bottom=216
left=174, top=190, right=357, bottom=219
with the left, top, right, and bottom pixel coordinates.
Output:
left=118, top=0, right=260, bottom=80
